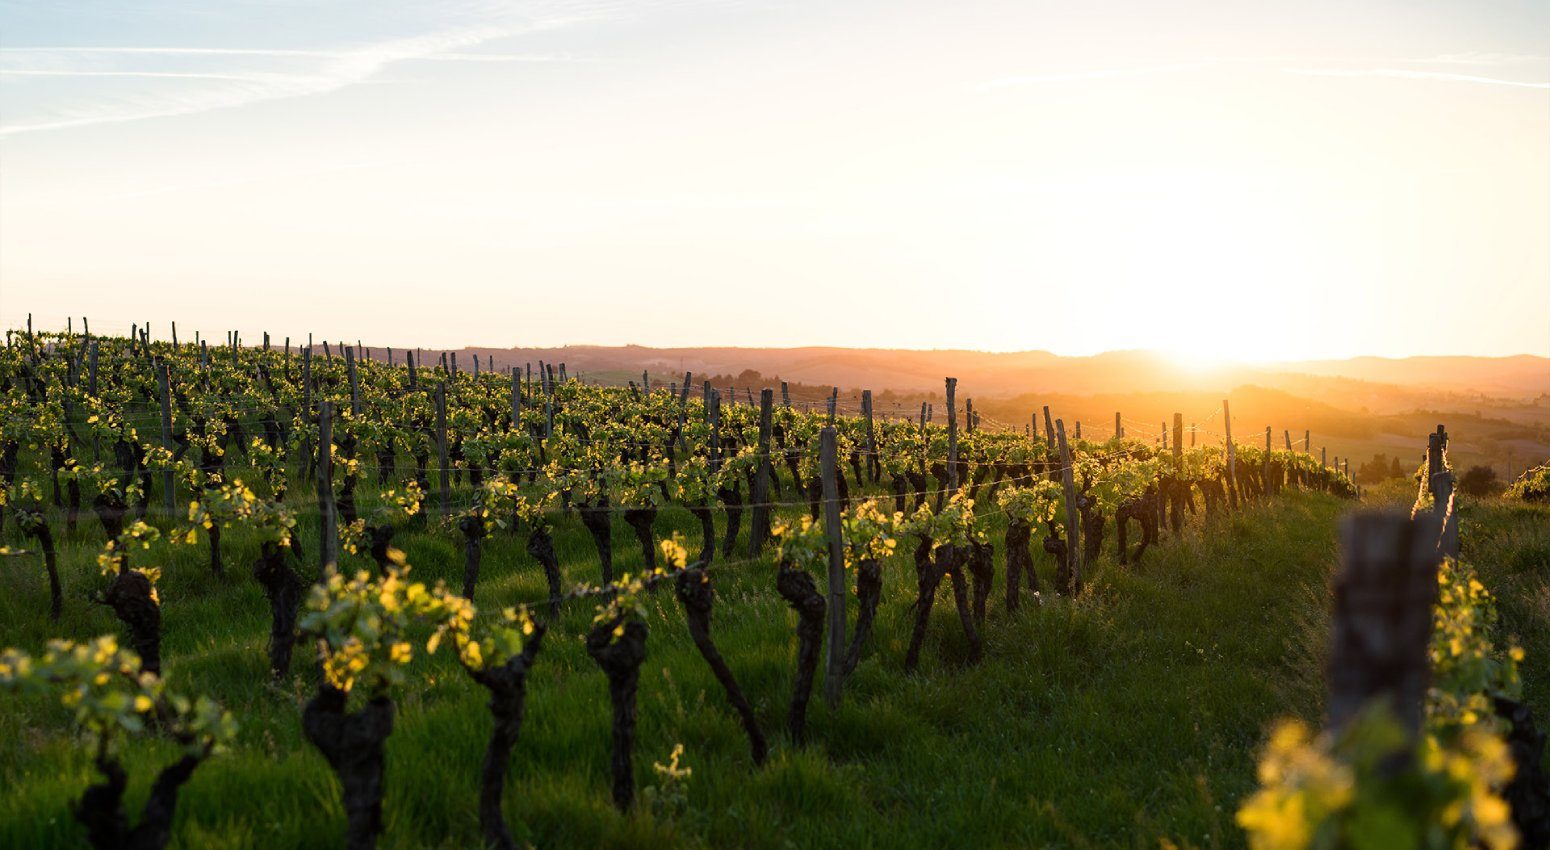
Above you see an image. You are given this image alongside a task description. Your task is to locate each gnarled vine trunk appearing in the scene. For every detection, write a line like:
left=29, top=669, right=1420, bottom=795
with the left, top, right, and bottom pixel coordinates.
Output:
left=966, top=540, right=995, bottom=629
left=904, top=537, right=942, bottom=673
left=524, top=528, right=564, bottom=617
left=458, top=514, right=486, bottom=600
left=586, top=616, right=648, bottom=811
left=717, top=485, right=742, bottom=557
left=101, top=569, right=161, bottom=675
left=688, top=504, right=716, bottom=566
left=74, top=750, right=207, bottom=850
left=843, top=558, right=882, bottom=675
left=579, top=499, right=614, bottom=584
left=623, top=507, right=658, bottom=572
left=470, top=628, right=545, bottom=850
left=302, top=687, right=395, bottom=850
left=775, top=566, right=825, bottom=744
left=253, top=541, right=302, bottom=678
left=676, top=567, right=767, bottom=765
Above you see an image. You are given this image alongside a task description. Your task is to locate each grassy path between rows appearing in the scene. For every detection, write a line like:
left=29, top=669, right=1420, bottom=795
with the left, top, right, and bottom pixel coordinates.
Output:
left=0, top=491, right=1347, bottom=849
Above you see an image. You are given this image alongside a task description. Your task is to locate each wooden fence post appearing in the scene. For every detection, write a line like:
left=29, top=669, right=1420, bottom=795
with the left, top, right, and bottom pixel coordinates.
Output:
left=821, top=426, right=847, bottom=708
left=1115, top=412, right=1123, bottom=439
left=749, top=389, right=775, bottom=556
left=88, top=340, right=99, bottom=398
left=317, top=402, right=340, bottom=576
left=706, top=382, right=720, bottom=472
left=510, top=369, right=522, bottom=431
left=781, top=381, right=790, bottom=408
left=677, top=372, right=692, bottom=451
left=436, top=383, right=450, bottom=517
left=1327, top=510, right=1441, bottom=735
left=1055, top=419, right=1082, bottom=594
left=1426, top=431, right=1445, bottom=506
left=1172, top=414, right=1183, bottom=470
left=157, top=361, right=175, bottom=516
left=1436, top=472, right=1459, bottom=559
left=346, top=346, right=360, bottom=417
left=945, top=378, right=959, bottom=491
left=1264, top=426, right=1272, bottom=491
left=862, top=390, right=878, bottom=482
left=301, top=349, right=313, bottom=475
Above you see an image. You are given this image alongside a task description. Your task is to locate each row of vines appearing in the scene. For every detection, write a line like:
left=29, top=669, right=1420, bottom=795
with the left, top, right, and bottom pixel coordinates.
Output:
left=1238, top=427, right=1548, bottom=849
left=1, top=326, right=1355, bottom=849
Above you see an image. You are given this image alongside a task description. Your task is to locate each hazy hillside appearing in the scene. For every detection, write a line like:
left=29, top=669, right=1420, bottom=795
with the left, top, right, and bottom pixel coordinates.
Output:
left=425, top=344, right=1550, bottom=480
left=1267, top=355, right=1550, bottom=398
left=450, top=345, right=1549, bottom=403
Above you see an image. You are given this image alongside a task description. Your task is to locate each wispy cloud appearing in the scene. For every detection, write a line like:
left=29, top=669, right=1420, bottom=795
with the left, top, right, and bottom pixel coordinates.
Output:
left=1, top=69, right=305, bottom=82
left=1422, top=52, right=1550, bottom=67
left=1283, top=67, right=1550, bottom=89
left=0, top=12, right=602, bottom=135
left=0, top=45, right=593, bottom=63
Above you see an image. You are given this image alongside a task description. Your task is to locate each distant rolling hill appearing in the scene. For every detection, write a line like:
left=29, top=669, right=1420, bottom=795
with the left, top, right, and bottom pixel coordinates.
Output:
left=449, top=345, right=1549, bottom=404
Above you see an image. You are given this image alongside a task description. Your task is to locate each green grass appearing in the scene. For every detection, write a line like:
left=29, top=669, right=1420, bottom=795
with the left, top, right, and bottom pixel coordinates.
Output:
left=0, top=488, right=1351, bottom=849
left=1455, top=498, right=1550, bottom=716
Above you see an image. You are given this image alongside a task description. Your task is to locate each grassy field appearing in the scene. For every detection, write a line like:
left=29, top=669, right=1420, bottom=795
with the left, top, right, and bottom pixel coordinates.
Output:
left=1, top=489, right=1360, bottom=848
left=1460, top=499, right=1550, bottom=724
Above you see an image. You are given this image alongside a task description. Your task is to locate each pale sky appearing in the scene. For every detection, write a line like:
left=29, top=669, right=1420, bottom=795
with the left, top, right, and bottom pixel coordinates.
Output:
left=1, top=0, right=1547, bottom=360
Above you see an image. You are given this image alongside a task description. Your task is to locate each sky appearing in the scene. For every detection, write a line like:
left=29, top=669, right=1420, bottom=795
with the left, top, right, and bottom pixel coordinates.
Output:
left=1, top=0, right=1547, bottom=361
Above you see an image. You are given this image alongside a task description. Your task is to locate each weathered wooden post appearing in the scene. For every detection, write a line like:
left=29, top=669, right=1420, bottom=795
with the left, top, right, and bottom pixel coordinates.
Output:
left=510, top=369, right=521, bottom=430
left=88, top=340, right=99, bottom=398
left=862, top=390, right=878, bottom=482
left=317, top=402, right=339, bottom=576
left=1327, top=511, right=1441, bottom=735
left=1172, top=414, right=1184, bottom=469
left=677, top=372, right=692, bottom=451
left=157, top=361, right=175, bottom=516
left=301, top=348, right=313, bottom=474
left=436, top=383, right=450, bottom=517
left=749, top=389, right=775, bottom=556
left=945, top=378, right=959, bottom=491
left=821, top=426, right=846, bottom=708
left=1426, top=431, right=1446, bottom=507
left=1055, top=419, right=1082, bottom=594
left=1264, top=426, right=1272, bottom=493
left=346, top=346, right=360, bottom=417
left=706, top=381, right=720, bottom=472
left=1042, top=406, right=1054, bottom=446
left=1115, top=412, right=1123, bottom=439
left=781, top=381, right=790, bottom=408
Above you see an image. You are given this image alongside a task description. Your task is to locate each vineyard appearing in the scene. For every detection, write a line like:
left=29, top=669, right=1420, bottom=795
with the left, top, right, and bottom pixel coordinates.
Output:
left=3, top=323, right=1542, bottom=849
